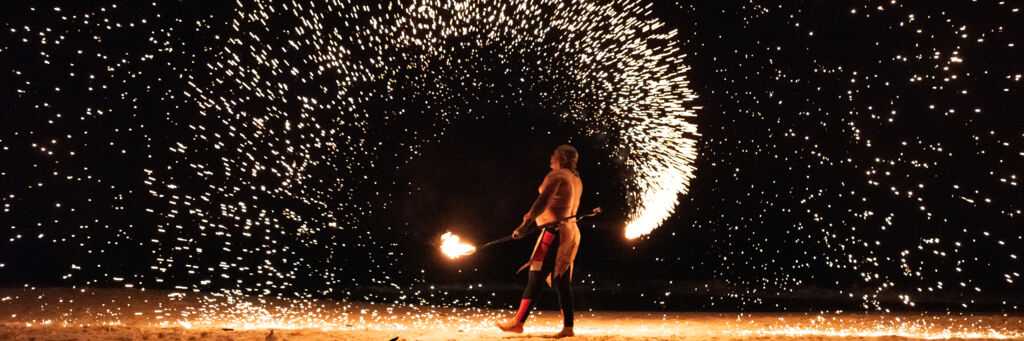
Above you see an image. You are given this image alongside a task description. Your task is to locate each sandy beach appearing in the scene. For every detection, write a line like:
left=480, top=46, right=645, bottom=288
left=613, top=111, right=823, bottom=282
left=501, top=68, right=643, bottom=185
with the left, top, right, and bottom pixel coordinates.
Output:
left=1, top=287, right=1021, bottom=340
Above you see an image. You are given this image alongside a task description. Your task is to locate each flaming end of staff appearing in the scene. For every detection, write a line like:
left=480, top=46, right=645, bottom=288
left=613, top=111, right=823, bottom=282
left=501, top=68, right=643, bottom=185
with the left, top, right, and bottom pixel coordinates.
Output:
left=625, top=208, right=663, bottom=239
left=440, top=232, right=476, bottom=258
left=625, top=210, right=670, bottom=239
left=624, top=222, right=646, bottom=240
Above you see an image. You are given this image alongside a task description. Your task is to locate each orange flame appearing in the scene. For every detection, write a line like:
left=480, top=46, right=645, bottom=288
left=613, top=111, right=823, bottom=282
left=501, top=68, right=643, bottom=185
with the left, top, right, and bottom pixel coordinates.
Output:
left=440, top=232, right=476, bottom=258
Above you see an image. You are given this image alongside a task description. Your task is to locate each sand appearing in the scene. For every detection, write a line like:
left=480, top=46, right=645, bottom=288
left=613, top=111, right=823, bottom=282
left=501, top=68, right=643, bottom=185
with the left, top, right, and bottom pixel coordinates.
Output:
left=0, top=287, right=1021, bottom=340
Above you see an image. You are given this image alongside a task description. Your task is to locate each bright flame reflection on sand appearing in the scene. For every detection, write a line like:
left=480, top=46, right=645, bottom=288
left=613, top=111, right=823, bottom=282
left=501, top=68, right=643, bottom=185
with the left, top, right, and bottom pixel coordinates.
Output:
left=1, top=288, right=1022, bottom=340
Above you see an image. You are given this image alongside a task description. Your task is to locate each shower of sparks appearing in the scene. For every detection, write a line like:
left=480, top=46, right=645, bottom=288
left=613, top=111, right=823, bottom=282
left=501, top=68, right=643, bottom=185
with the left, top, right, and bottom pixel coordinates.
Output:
left=2, top=0, right=1022, bottom=320
left=179, top=0, right=698, bottom=247
left=0, top=0, right=697, bottom=304
left=439, top=232, right=475, bottom=259
left=161, top=0, right=696, bottom=294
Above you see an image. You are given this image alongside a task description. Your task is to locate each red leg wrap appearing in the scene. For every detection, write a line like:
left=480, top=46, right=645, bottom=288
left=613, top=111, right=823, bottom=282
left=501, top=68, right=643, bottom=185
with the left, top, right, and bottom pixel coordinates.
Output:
left=514, top=298, right=532, bottom=321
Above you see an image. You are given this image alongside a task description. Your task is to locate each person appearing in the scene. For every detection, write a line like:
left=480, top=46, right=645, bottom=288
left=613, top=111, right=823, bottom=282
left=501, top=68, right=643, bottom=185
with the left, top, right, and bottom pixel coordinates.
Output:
left=496, top=144, right=582, bottom=338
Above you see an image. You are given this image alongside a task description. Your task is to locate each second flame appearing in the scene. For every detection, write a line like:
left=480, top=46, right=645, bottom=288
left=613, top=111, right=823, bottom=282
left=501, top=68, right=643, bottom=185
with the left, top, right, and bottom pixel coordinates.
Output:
left=440, top=232, right=476, bottom=258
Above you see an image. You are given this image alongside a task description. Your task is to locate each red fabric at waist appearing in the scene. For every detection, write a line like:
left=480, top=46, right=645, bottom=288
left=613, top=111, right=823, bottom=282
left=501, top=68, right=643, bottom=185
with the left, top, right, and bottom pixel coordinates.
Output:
left=530, top=230, right=557, bottom=262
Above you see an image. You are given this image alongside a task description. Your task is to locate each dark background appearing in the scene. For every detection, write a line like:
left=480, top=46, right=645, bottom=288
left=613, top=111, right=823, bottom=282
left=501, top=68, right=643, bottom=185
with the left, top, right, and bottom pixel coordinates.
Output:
left=1, top=0, right=1021, bottom=312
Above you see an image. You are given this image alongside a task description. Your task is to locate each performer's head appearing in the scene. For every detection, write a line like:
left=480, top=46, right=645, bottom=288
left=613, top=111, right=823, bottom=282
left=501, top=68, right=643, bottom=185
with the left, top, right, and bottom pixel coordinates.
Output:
left=551, top=144, right=579, bottom=176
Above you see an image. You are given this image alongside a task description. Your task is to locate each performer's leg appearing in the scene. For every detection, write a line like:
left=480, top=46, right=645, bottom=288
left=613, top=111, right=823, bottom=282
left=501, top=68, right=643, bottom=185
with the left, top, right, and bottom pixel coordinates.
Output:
left=516, top=270, right=545, bottom=323
left=553, top=273, right=575, bottom=337
left=517, top=230, right=559, bottom=323
left=554, top=274, right=574, bottom=327
left=498, top=229, right=559, bottom=333
left=498, top=270, right=544, bottom=332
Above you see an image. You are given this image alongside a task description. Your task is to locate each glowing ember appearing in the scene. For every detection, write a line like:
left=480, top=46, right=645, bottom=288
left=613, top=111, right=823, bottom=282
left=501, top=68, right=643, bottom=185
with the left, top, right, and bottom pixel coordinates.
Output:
left=440, top=232, right=476, bottom=259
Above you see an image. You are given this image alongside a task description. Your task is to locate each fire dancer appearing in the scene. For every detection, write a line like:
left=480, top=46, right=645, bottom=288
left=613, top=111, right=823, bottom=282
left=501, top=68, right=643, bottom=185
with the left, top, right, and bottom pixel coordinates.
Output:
left=496, top=144, right=582, bottom=338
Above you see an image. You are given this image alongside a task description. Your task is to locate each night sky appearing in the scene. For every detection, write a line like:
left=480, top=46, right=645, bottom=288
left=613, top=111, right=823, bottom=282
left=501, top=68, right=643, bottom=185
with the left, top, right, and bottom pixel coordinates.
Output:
left=1, top=0, right=1021, bottom=313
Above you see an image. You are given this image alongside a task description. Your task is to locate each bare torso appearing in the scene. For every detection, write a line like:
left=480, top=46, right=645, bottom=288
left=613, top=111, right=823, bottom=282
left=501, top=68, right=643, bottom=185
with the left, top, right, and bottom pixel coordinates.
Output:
left=535, top=168, right=583, bottom=225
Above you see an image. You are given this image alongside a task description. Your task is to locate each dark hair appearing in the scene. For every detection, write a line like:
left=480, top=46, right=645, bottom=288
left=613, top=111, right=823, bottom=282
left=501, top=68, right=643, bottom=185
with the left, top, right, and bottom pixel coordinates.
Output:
left=556, top=144, right=579, bottom=177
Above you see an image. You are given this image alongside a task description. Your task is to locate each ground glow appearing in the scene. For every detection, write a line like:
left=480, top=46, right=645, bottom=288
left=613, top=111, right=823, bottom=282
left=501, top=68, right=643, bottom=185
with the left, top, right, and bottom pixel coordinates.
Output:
left=2, top=288, right=1021, bottom=340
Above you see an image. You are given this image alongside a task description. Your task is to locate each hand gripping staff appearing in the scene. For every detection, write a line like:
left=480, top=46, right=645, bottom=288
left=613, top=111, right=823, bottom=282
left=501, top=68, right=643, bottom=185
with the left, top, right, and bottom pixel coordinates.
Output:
left=466, top=207, right=601, bottom=255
